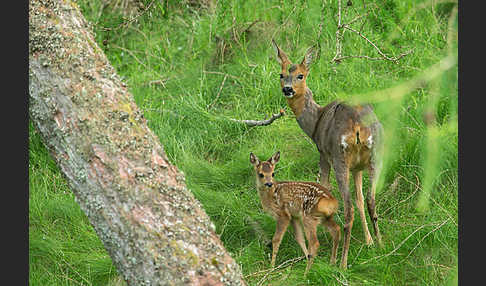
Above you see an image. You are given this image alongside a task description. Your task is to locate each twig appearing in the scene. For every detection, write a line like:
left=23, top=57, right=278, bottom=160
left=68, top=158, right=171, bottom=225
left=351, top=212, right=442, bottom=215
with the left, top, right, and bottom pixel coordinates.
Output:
left=207, top=74, right=228, bottom=110
left=202, top=70, right=241, bottom=81
left=100, top=0, right=158, bottom=31
left=359, top=220, right=446, bottom=265
left=255, top=256, right=305, bottom=286
left=331, top=0, right=412, bottom=64
left=332, top=0, right=343, bottom=62
left=142, top=77, right=172, bottom=88
left=230, top=109, right=285, bottom=127
left=392, top=218, right=451, bottom=265
left=271, top=3, right=298, bottom=39
left=110, top=44, right=152, bottom=74
left=342, top=25, right=413, bottom=62
left=381, top=174, right=421, bottom=216
left=332, top=273, right=349, bottom=286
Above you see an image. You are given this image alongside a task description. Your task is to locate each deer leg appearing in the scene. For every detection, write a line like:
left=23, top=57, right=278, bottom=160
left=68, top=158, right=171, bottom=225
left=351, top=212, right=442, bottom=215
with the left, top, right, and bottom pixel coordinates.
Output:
left=322, top=216, right=341, bottom=265
left=319, top=155, right=332, bottom=189
left=303, top=218, right=320, bottom=276
left=334, top=162, right=353, bottom=269
left=271, top=215, right=291, bottom=268
left=353, top=170, right=373, bottom=246
left=291, top=218, right=308, bottom=258
left=367, top=163, right=383, bottom=246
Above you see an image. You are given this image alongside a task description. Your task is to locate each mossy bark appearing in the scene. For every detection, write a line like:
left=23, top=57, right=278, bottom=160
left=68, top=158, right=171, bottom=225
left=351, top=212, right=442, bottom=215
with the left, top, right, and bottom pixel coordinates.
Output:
left=29, top=0, right=245, bottom=285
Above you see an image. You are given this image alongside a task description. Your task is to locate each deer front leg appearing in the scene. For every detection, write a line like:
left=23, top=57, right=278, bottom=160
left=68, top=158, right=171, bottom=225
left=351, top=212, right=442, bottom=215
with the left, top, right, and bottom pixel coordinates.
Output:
left=271, top=215, right=291, bottom=268
left=353, top=170, right=373, bottom=246
left=334, top=161, right=353, bottom=269
left=291, top=218, right=308, bottom=258
left=319, top=154, right=332, bottom=189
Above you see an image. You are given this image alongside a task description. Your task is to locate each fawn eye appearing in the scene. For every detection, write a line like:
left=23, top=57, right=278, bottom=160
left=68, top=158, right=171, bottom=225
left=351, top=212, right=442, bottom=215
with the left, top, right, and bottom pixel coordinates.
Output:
left=272, top=173, right=275, bottom=177
left=280, top=73, right=284, bottom=79
left=297, top=74, right=304, bottom=80
left=259, top=173, right=264, bottom=178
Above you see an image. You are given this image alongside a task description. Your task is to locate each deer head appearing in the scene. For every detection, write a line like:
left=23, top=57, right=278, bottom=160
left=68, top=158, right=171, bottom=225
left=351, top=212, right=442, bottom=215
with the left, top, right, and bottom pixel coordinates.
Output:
left=272, top=40, right=316, bottom=99
left=250, top=151, right=280, bottom=188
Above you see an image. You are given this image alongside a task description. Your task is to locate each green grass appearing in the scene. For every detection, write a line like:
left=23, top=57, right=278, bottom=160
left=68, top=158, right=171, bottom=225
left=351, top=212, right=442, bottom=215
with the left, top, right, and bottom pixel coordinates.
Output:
left=29, top=0, right=457, bottom=285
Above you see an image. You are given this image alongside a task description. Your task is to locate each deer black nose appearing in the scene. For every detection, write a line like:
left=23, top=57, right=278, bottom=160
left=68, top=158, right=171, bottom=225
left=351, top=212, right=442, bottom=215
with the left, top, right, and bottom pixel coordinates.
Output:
left=282, top=86, right=294, bottom=95
left=264, top=182, right=273, bottom=187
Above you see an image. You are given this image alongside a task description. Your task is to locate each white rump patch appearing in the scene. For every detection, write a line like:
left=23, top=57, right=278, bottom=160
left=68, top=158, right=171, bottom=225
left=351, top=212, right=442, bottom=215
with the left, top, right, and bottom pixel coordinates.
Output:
left=341, top=135, right=348, bottom=150
left=367, top=135, right=373, bottom=148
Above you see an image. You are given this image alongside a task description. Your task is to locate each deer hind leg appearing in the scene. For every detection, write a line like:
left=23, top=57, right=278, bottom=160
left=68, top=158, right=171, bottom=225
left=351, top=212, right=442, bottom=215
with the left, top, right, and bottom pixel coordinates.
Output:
left=322, top=216, right=341, bottom=265
left=271, top=215, right=291, bottom=268
left=291, top=218, right=308, bottom=258
left=303, top=217, right=320, bottom=275
left=353, top=170, right=373, bottom=246
left=319, top=154, right=332, bottom=189
left=334, top=161, right=353, bottom=269
left=367, top=163, right=383, bottom=246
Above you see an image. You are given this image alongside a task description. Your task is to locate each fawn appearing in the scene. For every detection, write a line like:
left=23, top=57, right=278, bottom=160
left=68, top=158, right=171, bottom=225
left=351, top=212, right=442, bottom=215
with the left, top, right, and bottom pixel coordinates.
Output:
left=272, top=40, right=384, bottom=269
left=250, top=151, right=341, bottom=275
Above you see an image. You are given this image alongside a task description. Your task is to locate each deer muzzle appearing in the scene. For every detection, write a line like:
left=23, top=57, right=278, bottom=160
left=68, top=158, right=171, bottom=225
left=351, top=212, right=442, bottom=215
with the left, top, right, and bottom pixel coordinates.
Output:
left=282, top=86, right=295, bottom=97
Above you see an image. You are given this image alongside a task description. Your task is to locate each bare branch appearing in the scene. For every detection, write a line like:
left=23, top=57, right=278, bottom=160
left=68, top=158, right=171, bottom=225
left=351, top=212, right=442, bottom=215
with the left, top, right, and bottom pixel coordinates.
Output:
left=330, top=0, right=412, bottom=64
left=208, top=74, right=228, bottom=110
left=230, top=109, right=285, bottom=127
left=393, top=218, right=451, bottom=265
left=101, top=0, right=158, bottom=31
left=342, top=25, right=413, bottom=62
left=255, top=256, right=306, bottom=286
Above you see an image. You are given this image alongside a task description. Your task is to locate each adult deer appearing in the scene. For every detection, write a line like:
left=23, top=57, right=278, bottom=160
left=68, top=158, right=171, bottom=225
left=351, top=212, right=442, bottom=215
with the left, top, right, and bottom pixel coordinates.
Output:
left=271, top=40, right=384, bottom=269
left=250, top=151, right=340, bottom=275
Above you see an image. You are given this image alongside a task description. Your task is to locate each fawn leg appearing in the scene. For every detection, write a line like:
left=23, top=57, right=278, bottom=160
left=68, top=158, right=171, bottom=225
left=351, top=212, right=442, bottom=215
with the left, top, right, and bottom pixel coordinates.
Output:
left=271, top=215, right=290, bottom=268
left=291, top=218, right=308, bottom=258
left=303, top=218, right=320, bottom=276
left=353, top=170, right=373, bottom=246
left=323, top=216, right=341, bottom=265
left=367, top=163, right=383, bottom=246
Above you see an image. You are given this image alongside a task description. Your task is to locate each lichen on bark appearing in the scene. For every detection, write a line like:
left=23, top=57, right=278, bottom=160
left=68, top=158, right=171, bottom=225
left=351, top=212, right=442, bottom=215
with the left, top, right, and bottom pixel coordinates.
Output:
left=29, top=0, right=246, bottom=285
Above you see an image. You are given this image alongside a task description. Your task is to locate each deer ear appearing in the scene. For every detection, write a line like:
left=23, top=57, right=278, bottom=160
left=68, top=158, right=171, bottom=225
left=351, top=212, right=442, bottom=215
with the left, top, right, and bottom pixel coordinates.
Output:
left=301, top=46, right=316, bottom=69
left=250, top=152, right=260, bottom=165
left=272, top=39, right=290, bottom=66
left=269, top=151, right=280, bottom=165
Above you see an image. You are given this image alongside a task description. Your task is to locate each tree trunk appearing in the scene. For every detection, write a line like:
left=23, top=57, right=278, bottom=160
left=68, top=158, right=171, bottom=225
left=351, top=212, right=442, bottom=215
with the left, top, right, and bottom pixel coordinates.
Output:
left=29, top=0, right=246, bottom=285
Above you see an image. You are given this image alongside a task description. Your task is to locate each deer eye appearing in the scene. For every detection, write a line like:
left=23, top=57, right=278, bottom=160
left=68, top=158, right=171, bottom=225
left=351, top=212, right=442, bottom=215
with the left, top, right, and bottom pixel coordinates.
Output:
left=259, top=173, right=264, bottom=178
left=272, top=173, right=275, bottom=177
left=280, top=73, right=284, bottom=79
left=297, top=74, right=304, bottom=80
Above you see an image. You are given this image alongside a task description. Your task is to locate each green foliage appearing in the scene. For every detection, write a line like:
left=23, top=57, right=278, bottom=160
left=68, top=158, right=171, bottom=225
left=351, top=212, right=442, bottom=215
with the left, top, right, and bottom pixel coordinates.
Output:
left=29, top=0, right=457, bottom=285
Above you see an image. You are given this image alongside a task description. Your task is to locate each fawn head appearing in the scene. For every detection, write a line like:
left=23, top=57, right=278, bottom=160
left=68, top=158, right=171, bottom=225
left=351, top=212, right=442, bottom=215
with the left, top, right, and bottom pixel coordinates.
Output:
left=250, top=151, right=280, bottom=188
left=272, top=39, right=316, bottom=99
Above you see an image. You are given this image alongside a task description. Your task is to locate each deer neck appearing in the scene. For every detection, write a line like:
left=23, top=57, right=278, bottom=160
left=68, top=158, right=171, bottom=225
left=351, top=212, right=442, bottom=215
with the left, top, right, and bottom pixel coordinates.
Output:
left=257, top=183, right=278, bottom=214
left=287, top=88, right=323, bottom=139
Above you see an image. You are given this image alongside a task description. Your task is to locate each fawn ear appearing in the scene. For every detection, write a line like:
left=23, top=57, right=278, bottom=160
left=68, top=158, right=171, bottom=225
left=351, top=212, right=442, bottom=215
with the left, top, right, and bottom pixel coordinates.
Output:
left=250, top=152, right=260, bottom=166
left=301, top=45, right=316, bottom=70
left=272, top=39, right=290, bottom=66
left=269, top=151, right=280, bottom=165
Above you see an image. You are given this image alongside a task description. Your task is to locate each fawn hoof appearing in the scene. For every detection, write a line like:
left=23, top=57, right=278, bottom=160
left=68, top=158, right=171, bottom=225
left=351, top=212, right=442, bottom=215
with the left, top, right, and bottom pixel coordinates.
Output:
left=365, top=237, right=374, bottom=247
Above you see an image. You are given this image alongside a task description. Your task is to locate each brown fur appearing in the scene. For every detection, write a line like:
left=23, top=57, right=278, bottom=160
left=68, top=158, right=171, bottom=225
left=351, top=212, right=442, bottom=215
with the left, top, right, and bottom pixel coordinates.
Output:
left=272, top=40, right=384, bottom=269
left=250, top=151, right=341, bottom=275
